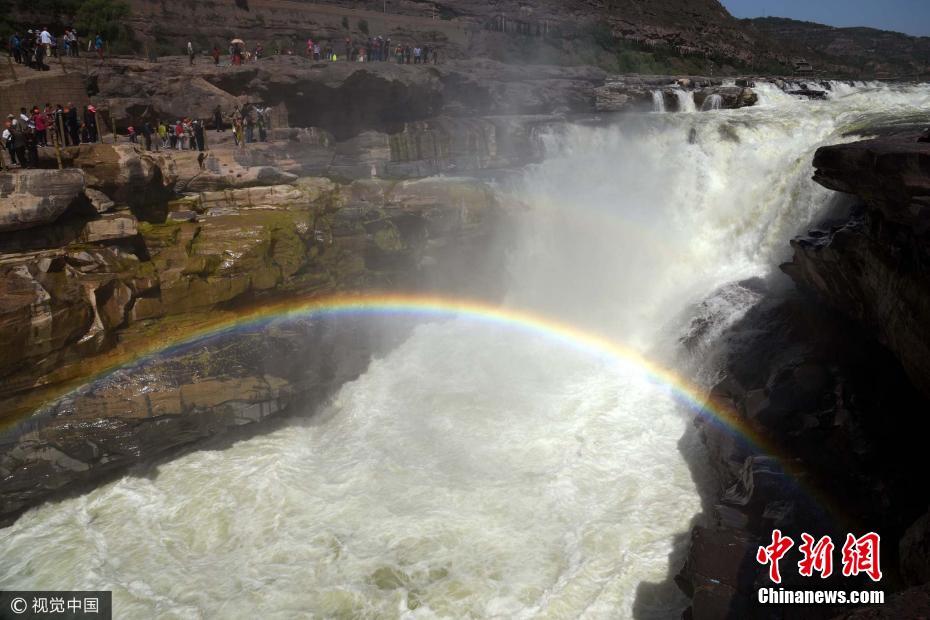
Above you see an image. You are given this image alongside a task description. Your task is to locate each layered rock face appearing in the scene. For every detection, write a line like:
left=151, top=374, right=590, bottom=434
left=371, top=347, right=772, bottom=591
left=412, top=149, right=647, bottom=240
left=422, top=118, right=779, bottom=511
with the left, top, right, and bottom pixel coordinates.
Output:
left=786, top=134, right=930, bottom=398
left=0, top=170, right=86, bottom=232
left=114, top=0, right=759, bottom=71
left=677, top=133, right=930, bottom=618
left=0, top=137, right=509, bottom=523
left=94, top=56, right=608, bottom=136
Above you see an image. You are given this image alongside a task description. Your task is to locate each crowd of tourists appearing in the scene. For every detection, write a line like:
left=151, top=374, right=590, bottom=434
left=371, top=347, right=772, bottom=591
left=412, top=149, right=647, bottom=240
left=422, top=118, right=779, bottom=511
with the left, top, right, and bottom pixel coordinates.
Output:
left=8, top=28, right=105, bottom=70
left=128, top=118, right=207, bottom=152
left=190, top=35, right=439, bottom=66
left=9, top=27, right=437, bottom=70
left=214, top=103, right=273, bottom=147
left=1, top=103, right=99, bottom=168
left=125, top=103, right=272, bottom=154
left=305, top=36, right=439, bottom=64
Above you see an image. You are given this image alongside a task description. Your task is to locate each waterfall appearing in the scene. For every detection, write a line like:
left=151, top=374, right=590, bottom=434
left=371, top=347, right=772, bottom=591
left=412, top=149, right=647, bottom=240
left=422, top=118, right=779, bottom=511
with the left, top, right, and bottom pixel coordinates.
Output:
left=4, top=83, right=930, bottom=620
left=673, top=88, right=696, bottom=113
left=652, top=89, right=666, bottom=113
left=701, top=94, right=723, bottom=111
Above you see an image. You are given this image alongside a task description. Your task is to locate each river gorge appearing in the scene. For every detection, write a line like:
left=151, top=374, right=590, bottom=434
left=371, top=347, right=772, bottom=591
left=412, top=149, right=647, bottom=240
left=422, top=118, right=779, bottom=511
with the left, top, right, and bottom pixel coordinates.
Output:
left=2, top=75, right=930, bottom=619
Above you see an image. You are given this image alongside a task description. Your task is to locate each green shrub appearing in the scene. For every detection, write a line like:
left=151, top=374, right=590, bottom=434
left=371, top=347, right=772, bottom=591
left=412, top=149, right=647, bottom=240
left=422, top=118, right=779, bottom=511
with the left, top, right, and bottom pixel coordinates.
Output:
left=358, top=19, right=369, bottom=35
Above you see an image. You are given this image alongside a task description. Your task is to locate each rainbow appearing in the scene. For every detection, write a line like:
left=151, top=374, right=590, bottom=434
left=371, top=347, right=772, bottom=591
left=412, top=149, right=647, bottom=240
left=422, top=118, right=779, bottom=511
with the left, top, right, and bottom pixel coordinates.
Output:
left=19, top=292, right=755, bottom=445
left=4, top=291, right=845, bottom=522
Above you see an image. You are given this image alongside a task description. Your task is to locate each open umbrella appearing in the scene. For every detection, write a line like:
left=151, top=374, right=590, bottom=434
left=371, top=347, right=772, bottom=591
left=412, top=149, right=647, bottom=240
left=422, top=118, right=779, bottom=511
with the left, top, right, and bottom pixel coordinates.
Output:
left=230, top=38, right=245, bottom=45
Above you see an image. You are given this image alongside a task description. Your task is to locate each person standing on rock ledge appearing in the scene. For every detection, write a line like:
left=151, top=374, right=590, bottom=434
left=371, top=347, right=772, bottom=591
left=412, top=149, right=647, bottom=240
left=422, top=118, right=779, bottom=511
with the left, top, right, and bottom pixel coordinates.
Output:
left=188, top=41, right=195, bottom=65
left=213, top=105, right=225, bottom=132
left=194, top=120, right=205, bottom=151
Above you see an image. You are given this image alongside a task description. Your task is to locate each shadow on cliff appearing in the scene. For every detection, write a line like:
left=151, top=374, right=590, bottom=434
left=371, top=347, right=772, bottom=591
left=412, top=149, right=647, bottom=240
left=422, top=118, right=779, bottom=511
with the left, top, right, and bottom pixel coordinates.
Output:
left=631, top=265, right=930, bottom=619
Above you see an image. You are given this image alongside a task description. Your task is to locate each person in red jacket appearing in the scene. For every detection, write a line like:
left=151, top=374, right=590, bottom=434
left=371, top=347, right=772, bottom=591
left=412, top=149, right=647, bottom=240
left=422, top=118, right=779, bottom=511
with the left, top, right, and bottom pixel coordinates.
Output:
left=32, top=106, right=47, bottom=146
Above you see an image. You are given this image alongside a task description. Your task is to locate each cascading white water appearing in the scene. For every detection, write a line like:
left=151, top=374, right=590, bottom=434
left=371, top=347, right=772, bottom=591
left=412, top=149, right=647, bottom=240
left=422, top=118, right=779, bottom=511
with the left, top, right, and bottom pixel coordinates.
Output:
left=701, top=94, right=723, bottom=111
left=3, top=83, right=930, bottom=619
left=651, top=90, right=666, bottom=113
left=673, top=89, right=696, bottom=113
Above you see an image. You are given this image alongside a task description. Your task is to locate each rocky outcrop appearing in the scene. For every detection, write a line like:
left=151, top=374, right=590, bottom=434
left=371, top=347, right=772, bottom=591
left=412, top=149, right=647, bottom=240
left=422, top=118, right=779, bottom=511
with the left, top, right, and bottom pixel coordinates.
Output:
left=679, top=131, right=930, bottom=618
left=0, top=172, right=506, bottom=464
left=93, top=57, right=606, bottom=140
left=810, top=134, right=930, bottom=226
left=679, top=283, right=930, bottom=618
left=101, top=0, right=767, bottom=73
left=783, top=134, right=930, bottom=398
left=693, top=85, right=758, bottom=109
left=595, top=80, right=758, bottom=112
left=0, top=171, right=506, bottom=522
left=48, top=143, right=172, bottom=217
left=0, top=314, right=401, bottom=521
left=0, top=170, right=86, bottom=232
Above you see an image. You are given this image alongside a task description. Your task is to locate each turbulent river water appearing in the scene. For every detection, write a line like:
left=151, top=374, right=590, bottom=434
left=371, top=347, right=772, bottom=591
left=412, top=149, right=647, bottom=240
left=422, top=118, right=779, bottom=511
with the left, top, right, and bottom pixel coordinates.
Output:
left=3, top=83, right=930, bottom=619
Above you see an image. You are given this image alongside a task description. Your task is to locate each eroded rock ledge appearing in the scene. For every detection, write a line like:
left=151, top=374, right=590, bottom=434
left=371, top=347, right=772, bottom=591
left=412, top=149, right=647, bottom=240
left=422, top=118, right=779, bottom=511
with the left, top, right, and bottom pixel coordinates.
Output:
left=786, top=134, right=930, bottom=399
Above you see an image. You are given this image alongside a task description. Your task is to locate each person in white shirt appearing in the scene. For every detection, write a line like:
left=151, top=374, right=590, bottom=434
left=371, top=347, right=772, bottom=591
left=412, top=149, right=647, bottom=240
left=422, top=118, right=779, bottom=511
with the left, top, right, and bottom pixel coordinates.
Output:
left=2, top=126, right=13, bottom=166
left=39, top=27, right=52, bottom=56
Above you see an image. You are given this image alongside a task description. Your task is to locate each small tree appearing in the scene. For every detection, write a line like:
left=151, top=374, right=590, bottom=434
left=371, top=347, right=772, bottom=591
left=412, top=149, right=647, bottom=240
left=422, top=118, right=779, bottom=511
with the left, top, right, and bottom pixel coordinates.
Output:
left=358, top=19, right=369, bottom=35
left=341, top=16, right=349, bottom=29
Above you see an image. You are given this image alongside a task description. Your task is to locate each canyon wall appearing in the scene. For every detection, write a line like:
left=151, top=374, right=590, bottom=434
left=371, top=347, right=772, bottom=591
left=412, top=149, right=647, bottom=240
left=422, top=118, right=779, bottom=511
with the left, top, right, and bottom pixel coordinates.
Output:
left=677, top=129, right=930, bottom=618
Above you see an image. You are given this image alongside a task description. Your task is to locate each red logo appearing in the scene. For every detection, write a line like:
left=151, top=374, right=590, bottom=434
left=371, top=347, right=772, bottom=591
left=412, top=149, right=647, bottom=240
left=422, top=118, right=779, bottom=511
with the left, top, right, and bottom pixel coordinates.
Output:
left=756, top=529, right=794, bottom=584
left=841, top=532, right=882, bottom=582
left=757, top=531, right=882, bottom=583
left=798, top=533, right=835, bottom=578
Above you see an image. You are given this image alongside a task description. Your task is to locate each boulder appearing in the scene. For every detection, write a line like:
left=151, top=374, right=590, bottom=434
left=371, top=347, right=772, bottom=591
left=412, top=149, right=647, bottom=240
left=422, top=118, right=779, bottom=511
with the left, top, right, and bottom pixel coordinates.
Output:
left=0, top=169, right=85, bottom=232
left=41, top=143, right=170, bottom=217
left=79, top=213, right=139, bottom=242
left=84, top=187, right=115, bottom=213
left=693, top=86, right=758, bottom=110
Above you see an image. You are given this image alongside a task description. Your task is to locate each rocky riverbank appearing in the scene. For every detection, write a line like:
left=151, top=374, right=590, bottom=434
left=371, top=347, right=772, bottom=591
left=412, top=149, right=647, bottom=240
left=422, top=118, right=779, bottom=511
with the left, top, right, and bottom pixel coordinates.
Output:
left=677, top=130, right=930, bottom=618
left=0, top=53, right=773, bottom=525
left=0, top=135, right=514, bottom=523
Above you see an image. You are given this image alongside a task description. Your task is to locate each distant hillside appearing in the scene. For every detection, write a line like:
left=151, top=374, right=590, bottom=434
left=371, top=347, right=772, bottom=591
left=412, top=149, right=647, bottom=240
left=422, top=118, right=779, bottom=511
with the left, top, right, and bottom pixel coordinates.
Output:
left=749, top=17, right=930, bottom=78
left=2, top=0, right=780, bottom=74
left=4, top=0, right=928, bottom=78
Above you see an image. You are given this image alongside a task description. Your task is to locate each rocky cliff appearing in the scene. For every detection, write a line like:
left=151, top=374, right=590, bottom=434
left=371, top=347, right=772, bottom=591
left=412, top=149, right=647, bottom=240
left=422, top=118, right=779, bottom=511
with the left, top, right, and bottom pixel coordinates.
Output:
left=677, top=131, right=930, bottom=618
left=0, top=136, right=511, bottom=523
left=117, top=0, right=759, bottom=73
